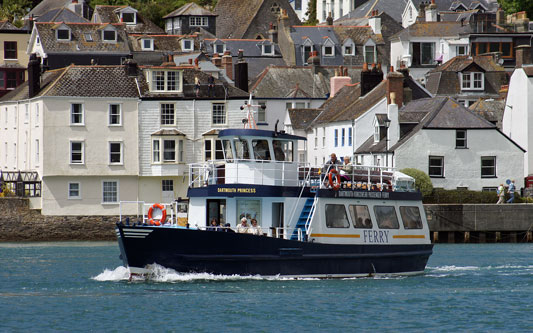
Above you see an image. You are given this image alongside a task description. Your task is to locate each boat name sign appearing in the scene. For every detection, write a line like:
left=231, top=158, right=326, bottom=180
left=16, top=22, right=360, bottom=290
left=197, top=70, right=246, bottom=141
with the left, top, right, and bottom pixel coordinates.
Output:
left=337, top=190, right=390, bottom=199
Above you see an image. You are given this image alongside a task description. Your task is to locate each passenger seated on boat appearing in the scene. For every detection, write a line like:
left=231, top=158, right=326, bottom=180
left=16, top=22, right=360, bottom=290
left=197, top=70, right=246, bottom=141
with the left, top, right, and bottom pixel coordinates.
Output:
left=340, top=156, right=353, bottom=182
left=207, top=218, right=220, bottom=231
left=237, top=217, right=249, bottom=233
left=253, top=140, right=271, bottom=160
left=248, top=219, right=262, bottom=235
left=323, top=153, right=342, bottom=174
left=273, top=140, right=285, bottom=161
left=223, top=223, right=235, bottom=233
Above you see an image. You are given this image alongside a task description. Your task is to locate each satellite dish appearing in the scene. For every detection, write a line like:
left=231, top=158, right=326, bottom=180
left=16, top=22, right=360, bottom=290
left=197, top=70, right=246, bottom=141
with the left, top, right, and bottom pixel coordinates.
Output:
left=498, top=58, right=504, bottom=65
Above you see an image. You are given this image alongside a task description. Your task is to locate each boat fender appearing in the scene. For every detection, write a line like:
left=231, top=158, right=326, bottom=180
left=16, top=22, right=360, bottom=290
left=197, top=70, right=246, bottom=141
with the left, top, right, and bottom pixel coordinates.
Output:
left=148, top=203, right=167, bottom=226
left=328, top=169, right=341, bottom=191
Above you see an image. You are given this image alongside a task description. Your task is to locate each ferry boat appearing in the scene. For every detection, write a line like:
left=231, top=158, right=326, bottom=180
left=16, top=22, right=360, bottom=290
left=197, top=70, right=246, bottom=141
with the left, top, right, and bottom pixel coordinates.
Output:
left=116, top=128, right=433, bottom=278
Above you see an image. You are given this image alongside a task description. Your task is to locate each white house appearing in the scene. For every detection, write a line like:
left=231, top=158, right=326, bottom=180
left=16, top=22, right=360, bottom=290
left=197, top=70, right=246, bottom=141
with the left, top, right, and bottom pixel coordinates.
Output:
left=290, top=0, right=312, bottom=21
left=357, top=94, right=524, bottom=191
left=502, top=46, right=533, bottom=178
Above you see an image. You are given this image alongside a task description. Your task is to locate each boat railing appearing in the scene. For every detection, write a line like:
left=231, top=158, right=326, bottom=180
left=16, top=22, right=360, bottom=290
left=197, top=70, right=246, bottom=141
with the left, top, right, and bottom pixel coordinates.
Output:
left=195, top=225, right=307, bottom=241
left=118, top=201, right=180, bottom=225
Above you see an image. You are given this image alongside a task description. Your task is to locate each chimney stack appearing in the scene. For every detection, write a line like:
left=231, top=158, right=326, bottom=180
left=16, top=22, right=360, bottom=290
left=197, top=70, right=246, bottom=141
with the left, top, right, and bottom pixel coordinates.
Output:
left=124, top=59, right=138, bottom=77
left=386, top=70, right=404, bottom=108
left=308, top=51, right=320, bottom=74
left=496, top=8, right=505, bottom=25
left=212, top=53, right=222, bottom=67
left=268, top=23, right=278, bottom=44
left=426, top=0, right=438, bottom=22
left=360, top=62, right=383, bottom=96
left=28, top=53, right=41, bottom=98
left=326, top=12, right=333, bottom=25
left=499, top=85, right=509, bottom=100
left=515, top=45, right=532, bottom=68
left=387, top=92, right=400, bottom=149
left=418, top=1, right=426, bottom=20
left=234, top=49, right=248, bottom=92
left=369, top=11, right=382, bottom=34
left=222, top=50, right=233, bottom=80
left=330, top=66, right=351, bottom=97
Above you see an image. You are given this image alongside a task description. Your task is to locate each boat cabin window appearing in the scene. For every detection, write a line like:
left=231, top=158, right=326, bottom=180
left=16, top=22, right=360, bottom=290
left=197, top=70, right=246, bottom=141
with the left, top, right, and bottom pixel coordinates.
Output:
left=234, top=139, right=250, bottom=159
left=273, top=140, right=293, bottom=162
left=348, top=205, right=373, bottom=228
left=399, top=206, right=423, bottom=229
left=374, top=206, right=400, bottom=229
left=252, top=139, right=271, bottom=160
left=325, top=204, right=350, bottom=228
left=222, top=140, right=233, bottom=160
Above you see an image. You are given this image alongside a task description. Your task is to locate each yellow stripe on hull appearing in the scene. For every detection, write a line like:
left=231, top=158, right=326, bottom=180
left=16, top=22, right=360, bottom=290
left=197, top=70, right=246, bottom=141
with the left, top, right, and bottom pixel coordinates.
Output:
left=393, top=235, right=426, bottom=239
left=311, top=234, right=361, bottom=238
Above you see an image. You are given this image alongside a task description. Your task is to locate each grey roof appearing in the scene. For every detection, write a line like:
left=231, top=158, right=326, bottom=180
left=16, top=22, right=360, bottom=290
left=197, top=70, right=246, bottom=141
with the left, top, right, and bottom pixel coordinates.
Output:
left=410, top=0, right=498, bottom=12
left=27, top=0, right=72, bottom=18
left=347, top=0, right=408, bottom=23
left=288, top=108, right=322, bottom=130
left=128, top=34, right=200, bottom=52
left=439, top=10, right=477, bottom=22
left=469, top=98, right=505, bottom=129
left=36, top=7, right=89, bottom=23
left=291, top=25, right=341, bottom=46
left=251, top=65, right=362, bottom=99
left=164, top=3, right=216, bottom=19
left=34, top=22, right=130, bottom=54
left=151, top=129, right=186, bottom=136
left=390, top=21, right=471, bottom=40
left=92, top=5, right=164, bottom=34
left=0, top=20, right=25, bottom=30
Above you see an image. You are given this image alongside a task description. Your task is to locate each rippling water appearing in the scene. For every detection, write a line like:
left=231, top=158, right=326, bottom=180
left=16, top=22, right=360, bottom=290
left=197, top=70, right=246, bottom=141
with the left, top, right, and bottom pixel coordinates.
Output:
left=0, top=242, right=531, bottom=332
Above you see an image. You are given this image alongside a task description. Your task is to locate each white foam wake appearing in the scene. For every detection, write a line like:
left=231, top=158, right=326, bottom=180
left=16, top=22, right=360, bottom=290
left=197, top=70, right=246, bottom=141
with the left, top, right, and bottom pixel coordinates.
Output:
left=428, top=265, right=480, bottom=272
left=92, top=266, right=131, bottom=281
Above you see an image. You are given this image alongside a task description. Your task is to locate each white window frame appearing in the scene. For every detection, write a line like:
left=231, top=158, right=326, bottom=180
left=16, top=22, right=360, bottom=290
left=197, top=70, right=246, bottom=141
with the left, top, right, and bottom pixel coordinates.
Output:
left=214, top=43, right=225, bottom=54
left=262, top=43, right=274, bottom=55
left=102, top=28, right=117, bottom=43
left=68, top=182, right=81, bottom=199
left=120, top=9, right=137, bottom=25
left=141, top=38, right=154, bottom=51
left=150, top=70, right=182, bottom=92
left=460, top=72, right=484, bottom=91
left=204, top=137, right=224, bottom=161
left=70, top=103, right=84, bottom=126
left=70, top=140, right=84, bottom=164
left=429, top=155, right=444, bottom=178
left=181, top=39, right=193, bottom=52
left=364, top=42, right=377, bottom=64
left=323, top=39, right=335, bottom=57
left=108, top=104, right=122, bottom=126
left=302, top=39, right=313, bottom=65
left=152, top=139, right=160, bottom=163
left=189, top=16, right=208, bottom=27
left=24, top=104, right=29, bottom=123
left=343, top=40, right=355, bottom=56
left=160, top=103, right=175, bottom=126
left=212, top=103, right=226, bottom=126
left=457, top=45, right=468, bottom=56
left=109, top=141, right=123, bottom=165
left=56, top=28, right=71, bottom=41
left=102, top=180, right=119, bottom=204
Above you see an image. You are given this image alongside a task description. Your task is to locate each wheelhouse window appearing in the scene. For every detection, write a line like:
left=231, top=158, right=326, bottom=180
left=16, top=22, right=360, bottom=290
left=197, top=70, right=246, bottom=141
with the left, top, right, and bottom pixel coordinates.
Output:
left=70, top=104, right=84, bottom=125
left=109, top=104, right=121, bottom=126
left=150, top=70, right=182, bottom=92
left=109, top=142, right=123, bottom=164
left=325, top=204, right=350, bottom=228
left=456, top=130, right=467, bottom=148
left=233, top=139, right=249, bottom=160
left=349, top=205, right=373, bottom=228
left=374, top=206, right=400, bottom=229
left=273, top=140, right=292, bottom=162
left=102, top=181, right=118, bottom=203
left=70, top=141, right=84, bottom=164
left=160, top=103, right=175, bottom=125
left=212, top=103, right=226, bottom=125
left=252, top=139, right=271, bottom=160
left=222, top=140, right=233, bottom=160
left=4, top=42, right=17, bottom=60
left=481, top=156, right=496, bottom=178
left=428, top=156, right=444, bottom=177
left=399, top=206, right=423, bottom=229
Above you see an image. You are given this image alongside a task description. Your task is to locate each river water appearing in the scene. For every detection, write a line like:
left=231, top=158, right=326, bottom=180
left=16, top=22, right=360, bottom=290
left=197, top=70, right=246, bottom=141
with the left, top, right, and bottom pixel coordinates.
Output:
left=0, top=242, right=531, bottom=332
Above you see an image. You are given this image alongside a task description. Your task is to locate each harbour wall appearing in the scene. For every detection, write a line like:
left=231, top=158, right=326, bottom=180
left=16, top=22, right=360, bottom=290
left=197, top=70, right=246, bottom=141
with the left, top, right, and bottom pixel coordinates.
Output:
left=0, top=198, right=532, bottom=242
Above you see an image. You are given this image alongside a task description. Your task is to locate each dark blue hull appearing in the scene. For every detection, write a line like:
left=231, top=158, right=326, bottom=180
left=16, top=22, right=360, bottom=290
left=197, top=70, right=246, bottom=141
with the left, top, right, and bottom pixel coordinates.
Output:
left=116, top=224, right=433, bottom=277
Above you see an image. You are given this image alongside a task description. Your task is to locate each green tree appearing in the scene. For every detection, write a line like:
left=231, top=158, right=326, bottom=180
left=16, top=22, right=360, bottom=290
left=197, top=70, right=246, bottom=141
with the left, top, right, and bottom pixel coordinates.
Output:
left=497, top=0, right=533, bottom=20
left=304, top=0, right=318, bottom=25
left=400, top=168, right=433, bottom=197
left=0, top=0, right=32, bottom=27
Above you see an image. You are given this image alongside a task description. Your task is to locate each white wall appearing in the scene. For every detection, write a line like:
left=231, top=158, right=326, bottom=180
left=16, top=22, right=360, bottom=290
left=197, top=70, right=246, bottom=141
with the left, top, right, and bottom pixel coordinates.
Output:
left=402, top=0, right=418, bottom=28
left=502, top=68, right=533, bottom=177
left=394, top=129, right=524, bottom=190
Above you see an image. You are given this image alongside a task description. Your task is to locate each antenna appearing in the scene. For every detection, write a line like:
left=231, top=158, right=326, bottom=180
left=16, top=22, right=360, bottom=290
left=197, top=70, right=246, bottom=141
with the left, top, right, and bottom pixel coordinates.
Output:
left=239, top=93, right=262, bottom=129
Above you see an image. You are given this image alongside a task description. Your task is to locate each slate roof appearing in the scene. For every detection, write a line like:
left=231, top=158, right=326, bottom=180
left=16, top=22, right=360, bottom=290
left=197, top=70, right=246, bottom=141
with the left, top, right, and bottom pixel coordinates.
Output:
left=425, top=56, right=507, bottom=96
left=36, top=7, right=89, bottom=23
left=27, top=0, right=72, bottom=18
left=334, top=12, right=403, bottom=40
left=522, top=66, right=533, bottom=77
left=34, top=22, right=130, bottom=54
left=92, top=5, right=164, bottom=34
left=250, top=66, right=362, bottom=99
left=128, top=34, right=199, bottom=52
left=332, top=25, right=384, bottom=45
left=390, top=21, right=471, bottom=40
left=347, top=0, right=409, bottom=23
left=214, top=0, right=300, bottom=39
left=0, top=20, right=23, bottom=30
left=469, top=98, right=505, bottom=128
left=439, top=10, right=477, bottom=22
left=164, top=3, right=217, bottom=19
left=288, top=108, right=322, bottom=130
left=410, top=0, right=497, bottom=12
left=291, top=25, right=341, bottom=47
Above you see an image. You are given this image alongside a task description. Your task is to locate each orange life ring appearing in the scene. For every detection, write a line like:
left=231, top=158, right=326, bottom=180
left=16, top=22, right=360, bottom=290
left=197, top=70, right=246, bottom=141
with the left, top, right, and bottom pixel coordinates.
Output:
left=148, top=203, right=167, bottom=226
left=328, top=169, right=341, bottom=191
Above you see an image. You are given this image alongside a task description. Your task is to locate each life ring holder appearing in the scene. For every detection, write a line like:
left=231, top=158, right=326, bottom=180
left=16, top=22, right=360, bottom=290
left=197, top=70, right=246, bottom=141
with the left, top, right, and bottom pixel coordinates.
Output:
left=328, top=169, right=341, bottom=191
left=148, top=203, right=167, bottom=226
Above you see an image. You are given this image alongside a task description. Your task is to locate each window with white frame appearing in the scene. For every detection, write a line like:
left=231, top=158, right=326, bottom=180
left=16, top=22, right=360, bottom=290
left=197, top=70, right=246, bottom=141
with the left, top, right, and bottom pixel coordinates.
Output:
left=214, top=43, right=225, bottom=54
left=456, top=130, right=467, bottom=148
left=109, top=142, right=123, bottom=164
left=302, top=44, right=312, bottom=64
left=152, top=139, right=160, bottom=163
left=314, top=128, right=318, bottom=148
left=160, top=103, right=175, bottom=125
left=262, top=44, right=274, bottom=55
left=162, top=179, right=173, bottom=191
left=151, top=70, right=181, bottom=92
left=142, top=39, right=154, bottom=51
left=411, top=42, right=435, bottom=65
left=212, top=103, right=226, bottom=125
left=35, top=139, right=39, bottom=165
left=374, top=123, right=380, bottom=142
left=457, top=45, right=468, bottom=55
left=102, top=29, right=117, bottom=42
left=461, top=72, right=484, bottom=90
left=182, top=39, right=193, bottom=51
left=341, top=128, right=345, bottom=146
left=102, top=180, right=118, bottom=203
left=481, top=156, right=496, bottom=177
left=57, top=28, right=70, bottom=41
left=343, top=41, right=355, bottom=56
left=151, top=137, right=185, bottom=163
left=428, top=156, right=444, bottom=177
left=258, top=102, right=266, bottom=122
left=121, top=11, right=136, bottom=24
left=204, top=138, right=224, bottom=161
left=24, top=105, right=28, bottom=123
left=323, top=40, right=335, bottom=56
left=13, top=143, right=16, bottom=166
left=70, top=141, right=84, bottom=164
left=163, top=139, right=176, bottom=162
left=322, top=127, right=326, bottom=147
left=364, top=45, right=376, bottom=64
left=70, top=103, right=84, bottom=125
left=68, top=182, right=81, bottom=199
left=109, top=104, right=121, bottom=126
left=189, top=16, right=208, bottom=26
left=348, top=127, right=352, bottom=146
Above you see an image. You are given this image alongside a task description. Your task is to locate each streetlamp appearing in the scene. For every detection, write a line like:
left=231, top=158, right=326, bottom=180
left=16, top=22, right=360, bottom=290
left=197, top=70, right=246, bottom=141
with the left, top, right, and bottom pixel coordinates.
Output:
left=384, top=118, right=391, bottom=167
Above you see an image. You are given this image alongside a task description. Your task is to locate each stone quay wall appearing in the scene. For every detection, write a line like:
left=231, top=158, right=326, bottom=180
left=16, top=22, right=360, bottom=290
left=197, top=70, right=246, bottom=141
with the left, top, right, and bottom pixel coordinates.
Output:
left=1, top=198, right=533, bottom=242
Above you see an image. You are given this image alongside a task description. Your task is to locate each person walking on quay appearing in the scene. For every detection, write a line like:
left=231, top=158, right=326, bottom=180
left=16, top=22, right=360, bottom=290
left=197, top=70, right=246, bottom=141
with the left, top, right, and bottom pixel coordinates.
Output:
left=496, top=184, right=506, bottom=204
left=506, top=180, right=516, bottom=203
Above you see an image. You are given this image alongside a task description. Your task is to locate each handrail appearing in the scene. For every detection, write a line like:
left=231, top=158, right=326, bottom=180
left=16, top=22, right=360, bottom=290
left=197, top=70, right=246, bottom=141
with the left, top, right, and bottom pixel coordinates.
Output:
left=305, top=196, right=318, bottom=237
left=287, top=165, right=313, bottom=234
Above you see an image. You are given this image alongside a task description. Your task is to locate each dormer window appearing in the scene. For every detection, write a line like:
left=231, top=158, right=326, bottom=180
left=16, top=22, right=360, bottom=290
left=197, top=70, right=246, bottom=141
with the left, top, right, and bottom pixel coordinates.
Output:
left=142, top=38, right=154, bottom=51
left=323, top=39, right=335, bottom=57
left=84, top=33, right=93, bottom=42
left=461, top=72, right=484, bottom=90
left=262, top=43, right=274, bottom=55
left=182, top=39, right=193, bottom=52
left=343, top=39, right=355, bottom=56
left=57, top=29, right=70, bottom=41
left=121, top=12, right=136, bottom=24
left=214, top=43, right=225, bottom=54
left=103, top=30, right=116, bottom=42
left=149, top=70, right=182, bottom=92
left=189, top=16, right=208, bottom=27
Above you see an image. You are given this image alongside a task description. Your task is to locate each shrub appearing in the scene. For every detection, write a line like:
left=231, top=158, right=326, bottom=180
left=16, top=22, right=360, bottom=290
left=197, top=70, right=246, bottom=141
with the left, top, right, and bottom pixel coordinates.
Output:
left=399, top=168, right=433, bottom=197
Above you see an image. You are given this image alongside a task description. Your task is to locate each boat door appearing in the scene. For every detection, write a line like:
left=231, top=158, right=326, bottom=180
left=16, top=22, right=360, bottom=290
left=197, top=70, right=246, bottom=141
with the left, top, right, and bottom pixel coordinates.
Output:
left=207, top=199, right=226, bottom=226
left=272, top=203, right=284, bottom=238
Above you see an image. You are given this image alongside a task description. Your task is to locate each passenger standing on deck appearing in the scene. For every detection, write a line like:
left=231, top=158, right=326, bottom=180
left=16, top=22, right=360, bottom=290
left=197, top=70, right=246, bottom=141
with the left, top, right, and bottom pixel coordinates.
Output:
left=323, top=153, right=342, bottom=173
left=340, top=156, right=353, bottom=182
left=506, top=180, right=516, bottom=203
left=237, top=217, right=249, bottom=233
left=497, top=184, right=505, bottom=204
